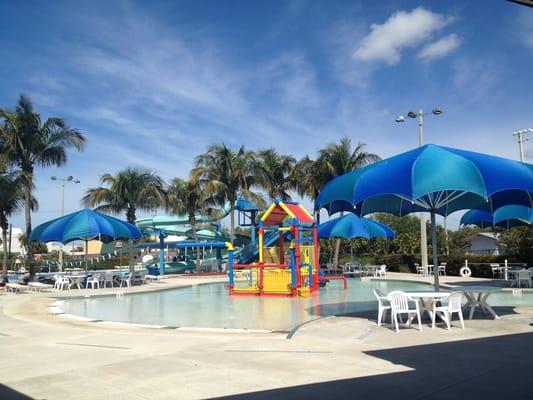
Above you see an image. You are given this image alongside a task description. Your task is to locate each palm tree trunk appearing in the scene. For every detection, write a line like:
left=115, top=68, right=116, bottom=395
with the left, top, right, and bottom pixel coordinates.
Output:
left=192, top=222, right=200, bottom=273
left=127, top=208, right=136, bottom=274
left=1, top=218, right=9, bottom=280
left=23, top=185, right=34, bottom=281
left=230, top=209, right=235, bottom=245
left=128, top=240, right=135, bottom=273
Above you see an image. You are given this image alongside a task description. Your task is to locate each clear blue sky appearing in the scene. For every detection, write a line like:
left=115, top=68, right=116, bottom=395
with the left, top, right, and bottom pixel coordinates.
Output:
left=1, top=0, right=532, bottom=229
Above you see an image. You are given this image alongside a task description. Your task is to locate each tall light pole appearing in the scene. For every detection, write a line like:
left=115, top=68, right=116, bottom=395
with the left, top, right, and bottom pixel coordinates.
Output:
left=512, top=128, right=532, bottom=162
left=395, top=107, right=443, bottom=270
left=51, top=176, right=80, bottom=271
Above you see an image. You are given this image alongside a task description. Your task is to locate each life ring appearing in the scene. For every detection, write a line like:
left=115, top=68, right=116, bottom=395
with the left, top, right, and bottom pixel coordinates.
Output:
left=459, top=266, right=471, bottom=278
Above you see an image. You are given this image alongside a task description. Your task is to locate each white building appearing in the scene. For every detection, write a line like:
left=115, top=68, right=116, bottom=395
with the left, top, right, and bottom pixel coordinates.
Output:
left=463, top=232, right=502, bottom=255
left=0, top=226, right=25, bottom=255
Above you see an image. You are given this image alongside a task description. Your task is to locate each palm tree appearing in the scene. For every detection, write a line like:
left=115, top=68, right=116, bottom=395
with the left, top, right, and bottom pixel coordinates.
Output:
left=193, top=144, right=265, bottom=244
left=254, top=148, right=296, bottom=201
left=0, top=171, right=23, bottom=281
left=0, top=94, right=85, bottom=278
left=167, top=176, right=211, bottom=272
left=301, top=137, right=380, bottom=266
left=82, top=167, right=166, bottom=272
left=293, top=155, right=325, bottom=201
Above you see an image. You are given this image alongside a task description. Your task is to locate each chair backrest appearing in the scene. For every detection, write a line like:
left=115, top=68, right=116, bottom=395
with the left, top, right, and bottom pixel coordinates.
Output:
left=445, top=292, right=463, bottom=311
left=373, top=289, right=387, bottom=304
left=379, top=265, right=386, bottom=272
left=387, top=291, right=410, bottom=311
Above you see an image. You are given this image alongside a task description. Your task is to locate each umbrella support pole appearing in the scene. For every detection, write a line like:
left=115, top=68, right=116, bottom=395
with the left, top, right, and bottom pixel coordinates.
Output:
left=430, top=211, right=440, bottom=291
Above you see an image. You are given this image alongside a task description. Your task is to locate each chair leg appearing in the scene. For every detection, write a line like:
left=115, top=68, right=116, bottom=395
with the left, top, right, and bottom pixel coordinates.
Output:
left=444, top=311, right=451, bottom=330
left=393, top=312, right=399, bottom=332
left=377, top=307, right=383, bottom=327
left=417, top=311, right=422, bottom=331
left=458, top=310, right=465, bottom=329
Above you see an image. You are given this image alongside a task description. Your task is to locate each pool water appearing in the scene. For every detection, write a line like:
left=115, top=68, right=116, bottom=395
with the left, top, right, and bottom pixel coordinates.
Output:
left=59, top=280, right=533, bottom=331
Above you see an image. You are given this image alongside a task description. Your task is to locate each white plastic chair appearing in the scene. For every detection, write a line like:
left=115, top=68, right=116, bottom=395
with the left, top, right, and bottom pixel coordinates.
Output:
left=103, top=272, right=114, bottom=288
left=54, top=276, right=70, bottom=291
left=490, top=263, right=502, bottom=278
left=432, top=291, right=464, bottom=329
left=86, top=274, right=100, bottom=289
left=387, top=291, right=422, bottom=332
left=514, top=269, right=531, bottom=288
left=119, top=273, right=132, bottom=288
left=373, top=289, right=391, bottom=327
left=415, top=263, right=425, bottom=276
left=376, top=265, right=387, bottom=277
left=438, top=263, right=447, bottom=276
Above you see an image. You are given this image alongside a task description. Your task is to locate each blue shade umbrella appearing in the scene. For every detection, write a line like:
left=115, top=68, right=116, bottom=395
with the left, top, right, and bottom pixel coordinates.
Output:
left=315, top=144, right=533, bottom=290
left=460, top=210, right=494, bottom=228
left=461, top=205, right=533, bottom=228
left=318, top=214, right=395, bottom=239
left=30, top=209, right=142, bottom=271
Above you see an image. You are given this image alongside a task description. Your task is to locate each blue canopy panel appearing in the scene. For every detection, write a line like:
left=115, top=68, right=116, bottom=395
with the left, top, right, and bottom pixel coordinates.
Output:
left=30, top=209, right=142, bottom=244
left=315, top=144, right=533, bottom=217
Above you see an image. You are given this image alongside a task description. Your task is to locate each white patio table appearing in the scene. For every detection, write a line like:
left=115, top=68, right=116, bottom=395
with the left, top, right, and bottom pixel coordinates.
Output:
left=363, top=265, right=379, bottom=277
left=450, top=286, right=501, bottom=320
left=405, top=291, right=451, bottom=320
left=68, top=275, right=84, bottom=290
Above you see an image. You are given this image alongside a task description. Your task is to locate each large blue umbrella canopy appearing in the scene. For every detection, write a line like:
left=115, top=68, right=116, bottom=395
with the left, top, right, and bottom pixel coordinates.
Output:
left=318, top=214, right=395, bottom=239
left=30, top=209, right=142, bottom=272
left=315, top=144, right=533, bottom=290
left=30, top=209, right=142, bottom=244
left=316, top=145, right=533, bottom=217
left=461, top=205, right=533, bottom=228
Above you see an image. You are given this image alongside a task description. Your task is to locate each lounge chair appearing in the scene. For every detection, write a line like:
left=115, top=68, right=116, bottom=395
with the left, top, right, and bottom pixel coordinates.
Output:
left=5, top=283, right=27, bottom=293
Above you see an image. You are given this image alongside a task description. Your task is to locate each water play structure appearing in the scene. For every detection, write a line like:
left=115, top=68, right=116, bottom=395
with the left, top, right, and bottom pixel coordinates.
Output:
left=228, top=200, right=321, bottom=297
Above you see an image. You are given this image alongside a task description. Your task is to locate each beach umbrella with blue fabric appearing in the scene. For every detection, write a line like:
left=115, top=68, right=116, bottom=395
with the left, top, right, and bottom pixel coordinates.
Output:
left=318, top=214, right=395, bottom=239
left=315, top=144, right=533, bottom=290
left=461, top=205, right=533, bottom=228
left=30, top=209, right=142, bottom=272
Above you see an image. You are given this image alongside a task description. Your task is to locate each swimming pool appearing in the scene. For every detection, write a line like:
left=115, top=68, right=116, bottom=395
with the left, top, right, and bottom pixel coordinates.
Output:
left=58, top=280, right=533, bottom=331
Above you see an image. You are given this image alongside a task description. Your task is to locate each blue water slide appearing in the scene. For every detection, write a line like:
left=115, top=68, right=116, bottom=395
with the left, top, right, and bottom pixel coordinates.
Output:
left=236, top=230, right=292, bottom=264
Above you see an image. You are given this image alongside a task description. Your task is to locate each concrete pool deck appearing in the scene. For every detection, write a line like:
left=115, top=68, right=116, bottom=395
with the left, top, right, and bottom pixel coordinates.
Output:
left=1, top=273, right=532, bottom=399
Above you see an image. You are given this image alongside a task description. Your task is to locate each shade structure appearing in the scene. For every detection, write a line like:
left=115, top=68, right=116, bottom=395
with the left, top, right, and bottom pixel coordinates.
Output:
left=30, top=209, right=142, bottom=271
left=461, top=205, right=533, bottom=228
left=315, top=144, right=533, bottom=290
left=318, top=214, right=395, bottom=239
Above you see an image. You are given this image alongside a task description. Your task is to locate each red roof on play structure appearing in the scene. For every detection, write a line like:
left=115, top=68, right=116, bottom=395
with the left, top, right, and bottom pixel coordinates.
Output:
left=261, top=201, right=314, bottom=226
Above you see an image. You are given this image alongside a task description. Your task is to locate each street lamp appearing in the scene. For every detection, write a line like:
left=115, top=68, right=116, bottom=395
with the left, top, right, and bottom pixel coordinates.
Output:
left=51, top=176, right=80, bottom=271
left=395, top=107, right=444, bottom=266
left=512, top=128, right=533, bottom=162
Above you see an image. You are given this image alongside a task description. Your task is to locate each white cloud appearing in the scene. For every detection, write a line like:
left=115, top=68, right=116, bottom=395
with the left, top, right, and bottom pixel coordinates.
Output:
left=354, top=7, right=452, bottom=65
left=417, top=33, right=461, bottom=61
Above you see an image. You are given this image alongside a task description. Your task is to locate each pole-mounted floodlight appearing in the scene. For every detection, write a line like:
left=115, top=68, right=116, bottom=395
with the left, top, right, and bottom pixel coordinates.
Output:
left=513, top=128, right=533, bottom=162
left=432, top=107, right=443, bottom=115
left=394, top=105, right=444, bottom=278
left=50, top=175, right=81, bottom=271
